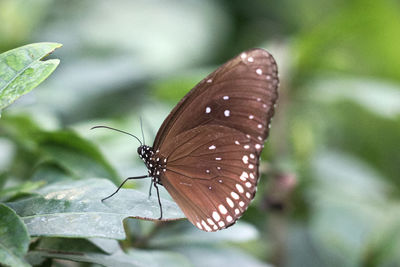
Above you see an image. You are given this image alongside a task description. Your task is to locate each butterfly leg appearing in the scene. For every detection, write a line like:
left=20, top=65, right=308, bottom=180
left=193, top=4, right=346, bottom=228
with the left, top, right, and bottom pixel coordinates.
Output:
left=101, top=175, right=149, bottom=202
left=148, top=181, right=153, bottom=199
left=153, top=181, right=163, bottom=220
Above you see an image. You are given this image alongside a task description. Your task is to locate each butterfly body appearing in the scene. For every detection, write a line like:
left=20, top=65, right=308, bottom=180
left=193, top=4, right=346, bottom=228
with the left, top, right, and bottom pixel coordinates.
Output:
left=138, top=48, right=279, bottom=232
left=138, top=145, right=166, bottom=185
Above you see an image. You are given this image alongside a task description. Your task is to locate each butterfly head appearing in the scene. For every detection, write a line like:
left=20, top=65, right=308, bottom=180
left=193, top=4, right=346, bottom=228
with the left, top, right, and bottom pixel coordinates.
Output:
left=138, top=145, right=152, bottom=161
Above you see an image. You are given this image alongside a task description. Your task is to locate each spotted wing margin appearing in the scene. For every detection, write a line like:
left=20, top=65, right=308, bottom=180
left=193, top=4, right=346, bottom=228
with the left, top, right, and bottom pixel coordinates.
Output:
left=153, top=48, right=279, bottom=150
left=160, top=125, right=261, bottom=231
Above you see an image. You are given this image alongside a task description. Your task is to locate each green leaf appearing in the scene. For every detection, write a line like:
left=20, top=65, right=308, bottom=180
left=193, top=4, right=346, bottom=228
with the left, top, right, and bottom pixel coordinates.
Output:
left=36, top=130, right=120, bottom=184
left=27, top=237, right=191, bottom=267
left=7, top=178, right=184, bottom=240
left=145, top=221, right=269, bottom=266
left=0, top=181, right=44, bottom=202
left=0, top=172, right=7, bottom=190
left=88, top=238, right=120, bottom=254
left=127, top=249, right=191, bottom=267
left=308, top=151, right=393, bottom=265
left=294, top=0, right=400, bottom=82
left=0, top=115, right=120, bottom=184
left=0, top=42, right=62, bottom=111
left=0, top=204, right=30, bottom=267
left=150, top=221, right=259, bottom=247
left=310, top=76, right=400, bottom=118
left=174, top=246, right=271, bottom=267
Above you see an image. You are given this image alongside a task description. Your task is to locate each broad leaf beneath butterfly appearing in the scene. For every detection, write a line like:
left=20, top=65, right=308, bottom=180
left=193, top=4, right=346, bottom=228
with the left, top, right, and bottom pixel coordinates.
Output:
left=6, top=178, right=184, bottom=240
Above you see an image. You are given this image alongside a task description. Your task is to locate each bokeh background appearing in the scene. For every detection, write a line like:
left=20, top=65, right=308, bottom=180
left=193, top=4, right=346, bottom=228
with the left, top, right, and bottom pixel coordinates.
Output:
left=1, top=0, right=400, bottom=266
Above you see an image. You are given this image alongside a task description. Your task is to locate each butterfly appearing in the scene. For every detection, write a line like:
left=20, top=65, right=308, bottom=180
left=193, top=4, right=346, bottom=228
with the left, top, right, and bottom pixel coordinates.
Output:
left=95, top=48, right=279, bottom=232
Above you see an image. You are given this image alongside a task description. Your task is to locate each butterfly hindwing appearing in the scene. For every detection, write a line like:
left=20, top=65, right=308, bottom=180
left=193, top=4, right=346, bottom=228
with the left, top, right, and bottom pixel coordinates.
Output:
left=161, top=125, right=259, bottom=230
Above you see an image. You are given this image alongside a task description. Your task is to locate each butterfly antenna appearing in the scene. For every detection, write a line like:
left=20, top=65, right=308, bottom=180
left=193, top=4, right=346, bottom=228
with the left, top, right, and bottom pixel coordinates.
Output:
left=91, top=125, right=142, bottom=146
left=140, top=117, right=146, bottom=145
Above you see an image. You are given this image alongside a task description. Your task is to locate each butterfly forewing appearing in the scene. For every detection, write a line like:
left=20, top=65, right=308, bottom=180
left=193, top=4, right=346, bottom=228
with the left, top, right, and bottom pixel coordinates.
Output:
left=154, top=48, right=279, bottom=231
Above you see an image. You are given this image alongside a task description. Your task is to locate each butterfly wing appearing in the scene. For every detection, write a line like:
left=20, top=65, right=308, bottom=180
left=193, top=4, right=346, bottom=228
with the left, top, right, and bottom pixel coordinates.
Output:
left=155, top=48, right=279, bottom=231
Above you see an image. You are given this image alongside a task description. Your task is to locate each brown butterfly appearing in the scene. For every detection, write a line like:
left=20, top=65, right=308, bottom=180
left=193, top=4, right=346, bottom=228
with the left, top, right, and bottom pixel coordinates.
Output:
left=96, top=48, right=279, bottom=232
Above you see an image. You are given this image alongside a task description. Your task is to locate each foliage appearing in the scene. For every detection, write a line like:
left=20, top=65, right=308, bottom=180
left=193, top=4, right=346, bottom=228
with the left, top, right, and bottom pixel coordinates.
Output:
left=0, top=204, right=30, bottom=267
left=0, top=0, right=399, bottom=266
left=0, top=43, right=61, bottom=112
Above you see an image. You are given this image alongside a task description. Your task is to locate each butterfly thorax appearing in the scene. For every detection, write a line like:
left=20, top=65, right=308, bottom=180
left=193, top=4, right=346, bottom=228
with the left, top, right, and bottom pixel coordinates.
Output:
left=137, top=145, right=167, bottom=184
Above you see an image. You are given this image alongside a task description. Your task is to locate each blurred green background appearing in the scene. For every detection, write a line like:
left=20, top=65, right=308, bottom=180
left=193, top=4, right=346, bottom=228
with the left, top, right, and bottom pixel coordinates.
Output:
left=1, top=0, right=400, bottom=266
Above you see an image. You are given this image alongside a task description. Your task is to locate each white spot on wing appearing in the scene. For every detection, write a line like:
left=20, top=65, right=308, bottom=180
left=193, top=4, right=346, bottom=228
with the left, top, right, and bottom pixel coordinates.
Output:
left=236, top=184, right=244, bottom=193
left=205, top=107, right=211, bottom=113
left=242, top=156, right=249, bottom=164
left=207, top=79, right=213, bottom=83
left=224, top=110, right=230, bottom=117
left=212, top=211, right=221, bottom=221
left=248, top=57, right=254, bottom=62
left=202, top=220, right=211, bottom=232
left=215, top=157, right=222, bottom=161
left=223, top=96, right=229, bottom=100
left=226, top=215, right=233, bottom=222
left=239, top=201, right=245, bottom=207
left=218, top=221, right=225, bottom=227
left=245, top=182, right=252, bottom=188
left=226, top=197, right=234, bottom=208
left=249, top=115, right=254, bottom=119
left=219, top=204, right=228, bottom=214
left=209, top=145, right=216, bottom=150
left=196, top=222, right=203, bottom=229
left=231, top=192, right=239, bottom=200
left=256, top=68, right=262, bottom=75
left=240, top=171, right=248, bottom=181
